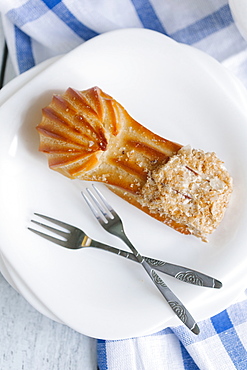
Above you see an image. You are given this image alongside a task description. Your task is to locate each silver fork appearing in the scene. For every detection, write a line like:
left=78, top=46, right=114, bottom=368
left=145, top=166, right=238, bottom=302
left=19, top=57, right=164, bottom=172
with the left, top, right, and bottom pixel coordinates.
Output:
left=28, top=214, right=220, bottom=287
left=82, top=185, right=200, bottom=335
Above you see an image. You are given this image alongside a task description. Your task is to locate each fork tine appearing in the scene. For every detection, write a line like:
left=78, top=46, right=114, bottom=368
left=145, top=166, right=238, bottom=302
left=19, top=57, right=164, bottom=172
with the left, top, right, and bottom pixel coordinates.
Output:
left=82, top=190, right=100, bottom=218
left=92, top=184, right=115, bottom=214
left=34, top=213, right=74, bottom=231
left=87, top=188, right=110, bottom=219
left=30, top=219, right=69, bottom=239
left=28, top=227, right=67, bottom=247
left=82, top=188, right=108, bottom=225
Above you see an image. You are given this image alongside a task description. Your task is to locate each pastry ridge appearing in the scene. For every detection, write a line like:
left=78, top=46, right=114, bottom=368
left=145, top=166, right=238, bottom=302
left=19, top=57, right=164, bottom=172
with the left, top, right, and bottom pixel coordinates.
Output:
left=37, top=87, right=232, bottom=240
left=37, top=86, right=182, bottom=186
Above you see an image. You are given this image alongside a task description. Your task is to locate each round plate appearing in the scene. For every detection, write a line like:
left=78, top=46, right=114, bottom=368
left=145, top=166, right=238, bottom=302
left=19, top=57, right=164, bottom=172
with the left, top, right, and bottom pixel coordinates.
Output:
left=0, top=29, right=247, bottom=340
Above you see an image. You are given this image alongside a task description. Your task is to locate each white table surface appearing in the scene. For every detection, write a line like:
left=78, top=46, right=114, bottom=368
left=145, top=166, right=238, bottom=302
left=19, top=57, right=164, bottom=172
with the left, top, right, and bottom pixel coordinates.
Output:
left=0, top=17, right=97, bottom=370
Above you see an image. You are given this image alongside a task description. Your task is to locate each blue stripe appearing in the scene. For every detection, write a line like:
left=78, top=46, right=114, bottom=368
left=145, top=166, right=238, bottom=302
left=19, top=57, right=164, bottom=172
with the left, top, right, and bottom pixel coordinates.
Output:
left=42, top=0, right=61, bottom=8
left=43, top=1, right=99, bottom=40
left=7, top=1, right=233, bottom=46
left=97, top=339, right=108, bottom=370
left=14, top=26, right=35, bottom=73
left=180, top=342, right=200, bottom=370
left=7, top=0, right=48, bottom=27
left=7, top=0, right=98, bottom=41
left=211, top=310, right=247, bottom=369
left=219, top=328, right=247, bottom=369
left=131, top=0, right=167, bottom=34
left=171, top=5, right=233, bottom=45
left=211, top=310, right=233, bottom=333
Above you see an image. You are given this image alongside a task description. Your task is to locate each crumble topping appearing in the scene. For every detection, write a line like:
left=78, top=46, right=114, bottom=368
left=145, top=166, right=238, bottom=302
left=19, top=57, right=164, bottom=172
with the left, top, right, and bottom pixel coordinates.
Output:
left=138, top=145, right=233, bottom=241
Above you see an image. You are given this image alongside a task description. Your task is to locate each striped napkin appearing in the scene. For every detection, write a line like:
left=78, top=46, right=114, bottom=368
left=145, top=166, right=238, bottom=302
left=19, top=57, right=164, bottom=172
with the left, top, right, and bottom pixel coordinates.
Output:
left=98, top=298, right=247, bottom=369
left=1, top=1, right=247, bottom=369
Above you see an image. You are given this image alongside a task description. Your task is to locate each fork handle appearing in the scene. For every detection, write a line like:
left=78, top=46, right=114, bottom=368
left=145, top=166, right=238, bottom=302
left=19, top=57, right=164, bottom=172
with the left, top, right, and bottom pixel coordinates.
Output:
left=92, top=242, right=221, bottom=288
left=141, top=258, right=199, bottom=334
left=115, top=234, right=199, bottom=334
left=142, top=259, right=200, bottom=334
left=95, top=239, right=199, bottom=334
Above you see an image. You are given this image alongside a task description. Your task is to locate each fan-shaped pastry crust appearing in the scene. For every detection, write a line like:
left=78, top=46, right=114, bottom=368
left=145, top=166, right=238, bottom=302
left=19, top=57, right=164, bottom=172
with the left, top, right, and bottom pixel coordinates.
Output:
left=37, top=87, right=232, bottom=241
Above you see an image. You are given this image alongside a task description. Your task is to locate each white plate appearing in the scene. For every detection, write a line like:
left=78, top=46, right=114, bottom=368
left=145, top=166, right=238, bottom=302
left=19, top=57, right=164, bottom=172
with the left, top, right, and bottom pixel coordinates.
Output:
left=1, top=29, right=247, bottom=340
left=229, top=0, right=247, bottom=41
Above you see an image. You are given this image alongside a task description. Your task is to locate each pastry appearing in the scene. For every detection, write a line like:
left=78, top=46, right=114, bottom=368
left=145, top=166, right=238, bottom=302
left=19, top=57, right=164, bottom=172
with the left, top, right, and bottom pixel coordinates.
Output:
left=37, top=86, right=233, bottom=241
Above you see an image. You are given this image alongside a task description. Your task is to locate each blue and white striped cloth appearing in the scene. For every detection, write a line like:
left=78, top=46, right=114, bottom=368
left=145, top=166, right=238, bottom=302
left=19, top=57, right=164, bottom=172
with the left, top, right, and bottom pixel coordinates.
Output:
left=1, top=1, right=247, bottom=369
left=97, top=299, right=247, bottom=369
left=1, top=0, right=247, bottom=77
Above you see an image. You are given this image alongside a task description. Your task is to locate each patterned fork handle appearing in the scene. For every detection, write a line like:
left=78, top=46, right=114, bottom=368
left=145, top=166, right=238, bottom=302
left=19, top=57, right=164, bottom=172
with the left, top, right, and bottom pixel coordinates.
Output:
left=142, top=257, right=199, bottom=334
left=92, top=241, right=221, bottom=288
left=117, top=228, right=200, bottom=333
left=83, top=186, right=200, bottom=334
left=91, top=241, right=198, bottom=333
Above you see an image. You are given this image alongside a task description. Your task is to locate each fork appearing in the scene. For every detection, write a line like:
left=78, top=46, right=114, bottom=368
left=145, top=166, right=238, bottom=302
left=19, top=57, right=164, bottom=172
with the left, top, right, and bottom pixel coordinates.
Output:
left=82, top=185, right=200, bottom=335
left=28, top=214, right=220, bottom=288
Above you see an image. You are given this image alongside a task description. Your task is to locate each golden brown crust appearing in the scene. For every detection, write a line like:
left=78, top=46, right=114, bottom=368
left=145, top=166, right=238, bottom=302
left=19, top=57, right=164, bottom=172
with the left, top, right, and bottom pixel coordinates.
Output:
left=37, top=87, right=232, bottom=240
left=37, top=86, right=182, bottom=188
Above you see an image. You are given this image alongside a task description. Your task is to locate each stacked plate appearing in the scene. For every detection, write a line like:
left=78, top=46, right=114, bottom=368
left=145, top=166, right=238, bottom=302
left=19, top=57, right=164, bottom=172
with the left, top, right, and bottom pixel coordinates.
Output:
left=0, top=29, right=247, bottom=340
